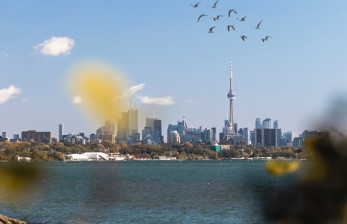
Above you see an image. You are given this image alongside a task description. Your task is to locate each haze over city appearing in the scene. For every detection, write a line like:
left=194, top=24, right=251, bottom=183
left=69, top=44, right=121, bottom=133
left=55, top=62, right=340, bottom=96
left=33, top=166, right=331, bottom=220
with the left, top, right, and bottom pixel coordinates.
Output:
left=1, top=0, right=347, bottom=138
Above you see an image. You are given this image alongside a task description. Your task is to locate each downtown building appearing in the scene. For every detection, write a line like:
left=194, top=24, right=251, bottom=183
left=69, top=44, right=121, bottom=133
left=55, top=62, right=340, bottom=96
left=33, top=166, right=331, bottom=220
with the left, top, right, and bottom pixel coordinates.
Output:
left=254, top=118, right=280, bottom=148
left=21, top=130, right=52, bottom=144
left=117, top=107, right=140, bottom=145
left=142, top=118, right=163, bottom=144
left=96, top=120, right=116, bottom=143
left=167, top=117, right=206, bottom=143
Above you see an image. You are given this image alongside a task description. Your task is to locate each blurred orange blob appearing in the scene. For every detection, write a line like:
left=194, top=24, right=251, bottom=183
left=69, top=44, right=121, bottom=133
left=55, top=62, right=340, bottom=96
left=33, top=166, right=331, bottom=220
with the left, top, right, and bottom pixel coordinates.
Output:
left=68, top=62, right=127, bottom=124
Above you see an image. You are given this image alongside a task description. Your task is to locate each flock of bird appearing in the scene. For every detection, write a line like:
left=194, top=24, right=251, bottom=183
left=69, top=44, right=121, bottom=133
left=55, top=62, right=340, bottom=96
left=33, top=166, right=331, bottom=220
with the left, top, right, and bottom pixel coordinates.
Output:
left=190, top=1, right=271, bottom=42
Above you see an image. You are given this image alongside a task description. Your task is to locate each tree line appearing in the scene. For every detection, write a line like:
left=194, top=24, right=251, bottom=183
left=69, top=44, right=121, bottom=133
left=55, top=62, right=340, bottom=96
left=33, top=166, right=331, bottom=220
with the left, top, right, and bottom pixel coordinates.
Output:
left=0, top=141, right=309, bottom=161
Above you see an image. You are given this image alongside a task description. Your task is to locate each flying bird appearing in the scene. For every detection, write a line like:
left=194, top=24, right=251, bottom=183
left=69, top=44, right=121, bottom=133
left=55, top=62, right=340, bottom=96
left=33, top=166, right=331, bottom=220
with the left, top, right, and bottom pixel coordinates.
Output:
left=227, top=25, right=235, bottom=31
left=238, top=16, right=246, bottom=22
left=212, top=0, right=219, bottom=8
left=262, top=36, right=272, bottom=42
left=190, top=2, right=199, bottom=8
left=255, top=20, right=262, bottom=29
left=213, top=15, right=223, bottom=21
left=197, top=14, right=207, bottom=22
left=228, top=9, right=237, bottom=17
left=208, top=26, right=216, bottom=33
left=241, top=35, right=247, bottom=41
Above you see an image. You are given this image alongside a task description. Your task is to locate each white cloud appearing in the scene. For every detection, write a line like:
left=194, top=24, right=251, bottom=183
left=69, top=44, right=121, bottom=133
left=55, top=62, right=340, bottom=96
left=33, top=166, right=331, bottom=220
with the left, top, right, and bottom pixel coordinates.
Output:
left=73, top=96, right=84, bottom=104
left=34, top=36, right=75, bottom=56
left=123, top=83, right=146, bottom=97
left=137, top=96, right=174, bottom=106
left=0, top=85, right=21, bottom=104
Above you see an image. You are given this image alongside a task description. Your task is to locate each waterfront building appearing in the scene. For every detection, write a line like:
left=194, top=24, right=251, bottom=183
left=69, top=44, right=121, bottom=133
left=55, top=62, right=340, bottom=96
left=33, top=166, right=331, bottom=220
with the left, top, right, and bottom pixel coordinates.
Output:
left=62, top=133, right=87, bottom=145
left=293, top=137, right=303, bottom=147
left=168, top=130, right=180, bottom=143
left=89, top=133, right=97, bottom=142
left=201, top=128, right=215, bottom=143
left=59, top=124, right=63, bottom=142
left=283, top=131, right=293, bottom=145
left=51, top=137, right=58, bottom=144
left=21, top=130, right=52, bottom=143
left=276, top=129, right=282, bottom=146
left=97, top=120, right=116, bottom=143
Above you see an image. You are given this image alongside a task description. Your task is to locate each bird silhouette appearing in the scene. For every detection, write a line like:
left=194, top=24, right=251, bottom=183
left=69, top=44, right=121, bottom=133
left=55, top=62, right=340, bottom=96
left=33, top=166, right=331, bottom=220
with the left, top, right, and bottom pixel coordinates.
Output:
left=198, top=14, right=207, bottom=22
left=262, top=36, right=272, bottom=42
left=227, top=25, right=235, bottom=31
left=190, top=2, right=199, bottom=8
left=228, top=9, right=237, bottom=17
left=208, top=26, right=216, bottom=33
left=238, top=16, right=246, bottom=22
left=241, top=35, right=247, bottom=41
left=213, top=15, right=223, bottom=21
left=212, top=0, right=218, bottom=8
left=255, top=20, right=262, bottom=29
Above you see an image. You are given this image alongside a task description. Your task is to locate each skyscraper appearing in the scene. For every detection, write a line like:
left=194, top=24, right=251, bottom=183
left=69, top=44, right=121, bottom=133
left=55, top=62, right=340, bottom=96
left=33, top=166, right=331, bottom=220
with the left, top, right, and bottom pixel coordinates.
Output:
left=262, top=118, right=272, bottom=129
left=255, top=118, right=262, bottom=129
left=59, top=124, right=63, bottom=142
left=142, top=118, right=163, bottom=144
left=283, top=131, right=293, bottom=145
left=117, top=107, right=140, bottom=144
left=227, top=61, right=236, bottom=134
left=273, top=120, right=279, bottom=129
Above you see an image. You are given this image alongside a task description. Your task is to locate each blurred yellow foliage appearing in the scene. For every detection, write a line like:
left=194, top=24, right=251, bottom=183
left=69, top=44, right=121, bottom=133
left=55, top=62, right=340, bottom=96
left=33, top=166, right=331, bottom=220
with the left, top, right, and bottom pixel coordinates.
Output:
left=266, top=160, right=300, bottom=176
left=68, top=62, right=127, bottom=124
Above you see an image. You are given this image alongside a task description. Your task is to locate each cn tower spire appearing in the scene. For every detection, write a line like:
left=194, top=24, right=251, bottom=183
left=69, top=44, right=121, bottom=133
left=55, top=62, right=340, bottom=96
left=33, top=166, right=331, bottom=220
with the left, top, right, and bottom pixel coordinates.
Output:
left=227, top=60, right=236, bottom=134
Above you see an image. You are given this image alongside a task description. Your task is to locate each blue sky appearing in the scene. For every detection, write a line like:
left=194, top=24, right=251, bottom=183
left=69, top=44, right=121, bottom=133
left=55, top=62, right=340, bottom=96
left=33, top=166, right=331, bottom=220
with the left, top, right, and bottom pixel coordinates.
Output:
left=1, top=0, right=347, bottom=139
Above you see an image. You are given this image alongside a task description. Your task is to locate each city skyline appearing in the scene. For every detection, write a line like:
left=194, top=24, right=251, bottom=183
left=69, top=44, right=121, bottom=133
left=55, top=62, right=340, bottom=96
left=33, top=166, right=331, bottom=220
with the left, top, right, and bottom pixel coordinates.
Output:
left=1, top=1, right=347, bottom=138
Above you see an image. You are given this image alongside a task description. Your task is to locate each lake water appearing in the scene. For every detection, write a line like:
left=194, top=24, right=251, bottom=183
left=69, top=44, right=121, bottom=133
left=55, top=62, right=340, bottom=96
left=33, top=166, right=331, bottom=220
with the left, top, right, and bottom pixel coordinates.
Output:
left=0, top=161, right=299, bottom=224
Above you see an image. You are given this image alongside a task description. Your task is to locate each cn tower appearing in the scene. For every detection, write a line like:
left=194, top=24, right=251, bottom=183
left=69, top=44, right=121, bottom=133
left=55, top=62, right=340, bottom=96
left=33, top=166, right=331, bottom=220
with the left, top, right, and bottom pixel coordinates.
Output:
left=227, top=61, right=236, bottom=134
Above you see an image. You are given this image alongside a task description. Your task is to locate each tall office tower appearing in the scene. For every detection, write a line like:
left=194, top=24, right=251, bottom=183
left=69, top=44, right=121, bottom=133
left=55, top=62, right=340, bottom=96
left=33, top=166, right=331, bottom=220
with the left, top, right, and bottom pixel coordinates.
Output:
left=234, top=123, right=238, bottom=135
left=283, top=131, right=293, bottom=144
left=227, top=61, right=236, bottom=134
left=262, top=118, right=272, bottom=129
left=255, top=118, right=262, bottom=129
left=128, top=108, right=138, bottom=134
left=117, top=107, right=140, bottom=144
left=154, top=119, right=163, bottom=142
left=250, top=130, right=255, bottom=145
left=59, top=124, right=63, bottom=142
left=273, top=120, right=279, bottom=129
left=211, top=127, right=217, bottom=142
left=89, top=134, right=97, bottom=142
left=2, top=132, right=6, bottom=139
left=243, top=128, right=250, bottom=145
